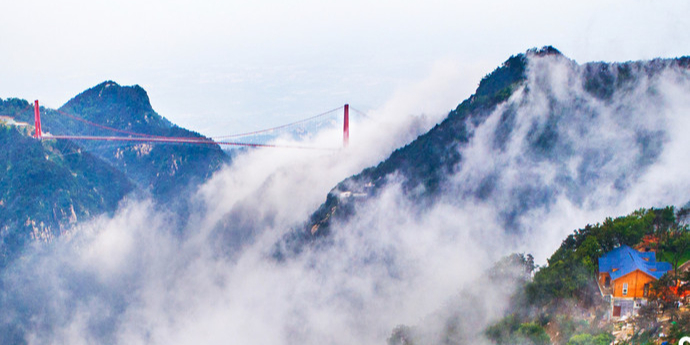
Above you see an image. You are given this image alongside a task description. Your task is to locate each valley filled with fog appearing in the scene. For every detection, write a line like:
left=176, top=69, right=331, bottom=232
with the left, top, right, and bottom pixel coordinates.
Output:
left=2, top=52, right=690, bottom=344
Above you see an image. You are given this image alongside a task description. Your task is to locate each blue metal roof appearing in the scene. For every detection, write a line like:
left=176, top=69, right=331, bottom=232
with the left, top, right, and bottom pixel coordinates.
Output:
left=598, top=245, right=671, bottom=280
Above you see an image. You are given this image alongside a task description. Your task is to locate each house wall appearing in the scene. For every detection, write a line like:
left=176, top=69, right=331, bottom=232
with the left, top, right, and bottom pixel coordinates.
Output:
left=612, top=270, right=655, bottom=298
left=598, top=272, right=611, bottom=288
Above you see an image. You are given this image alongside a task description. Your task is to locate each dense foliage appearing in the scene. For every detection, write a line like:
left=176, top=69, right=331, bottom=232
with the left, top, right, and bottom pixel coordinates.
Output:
left=0, top=124, right=133, bottom=267
left=485, top=206, right=690, bottom=345
left=525, top=207, right=687, bottom=308
left=485, top=315, right=551, bottom=345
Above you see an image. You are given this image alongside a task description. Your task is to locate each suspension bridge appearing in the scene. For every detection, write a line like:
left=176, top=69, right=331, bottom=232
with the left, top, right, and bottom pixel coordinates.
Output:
left=31, top=100, right=367, bottom=150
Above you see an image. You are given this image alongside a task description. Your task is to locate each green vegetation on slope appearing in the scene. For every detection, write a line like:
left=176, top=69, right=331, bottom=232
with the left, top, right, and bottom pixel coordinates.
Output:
left=486, top=206, right=690, bottom=345
left=299, top=47, right=546, bottom=246
left=0, top=81, right=231, bottom=267
left=56, top=81, right=229, bottom=201
left=0, top=124, right=133, bottom=267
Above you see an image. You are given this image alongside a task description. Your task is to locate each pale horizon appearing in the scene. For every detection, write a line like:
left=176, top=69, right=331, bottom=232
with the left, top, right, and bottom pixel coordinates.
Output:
left=2, top=0, right=688, bottom=137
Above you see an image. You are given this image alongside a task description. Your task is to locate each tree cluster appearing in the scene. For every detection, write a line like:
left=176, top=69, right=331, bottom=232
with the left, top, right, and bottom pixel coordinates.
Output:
left=485, top=206, right=690, bottom=345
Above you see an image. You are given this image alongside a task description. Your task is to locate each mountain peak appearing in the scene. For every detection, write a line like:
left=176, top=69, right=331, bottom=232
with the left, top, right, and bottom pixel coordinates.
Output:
left=65, top=80, right=153, bottom=112
left=59, top=81, right=171, bottom=132
left=92, top=80, right=148, bottom=96
left=95, top=80, right=120, bottom=88
left=526, top=45, right=563, bottom=57
left=52, top=81, right=228, bottom=203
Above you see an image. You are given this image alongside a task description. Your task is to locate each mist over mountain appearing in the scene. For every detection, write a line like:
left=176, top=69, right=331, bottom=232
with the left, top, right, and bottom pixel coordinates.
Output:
left=295, top=47, right=690, bottom=254
left=0, top=83, right=229, bottom=268
left=1, top=47, right=690, bottom=344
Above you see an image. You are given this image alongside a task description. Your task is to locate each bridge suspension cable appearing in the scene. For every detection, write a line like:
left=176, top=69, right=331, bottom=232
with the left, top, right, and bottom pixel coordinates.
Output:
left=33, top=101, right=362, bottom=150
left=211, top=106, right=344, bottom=139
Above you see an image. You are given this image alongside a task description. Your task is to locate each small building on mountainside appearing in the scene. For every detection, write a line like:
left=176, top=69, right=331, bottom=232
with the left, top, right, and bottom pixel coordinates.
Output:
left=597, top=245, right=672, bottom=318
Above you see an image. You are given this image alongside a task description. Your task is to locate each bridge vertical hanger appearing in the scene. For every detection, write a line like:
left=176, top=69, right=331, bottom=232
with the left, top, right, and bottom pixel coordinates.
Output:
left=34, top=100, right=42, bottom=139
left=343, top=104, right=349, bottom=148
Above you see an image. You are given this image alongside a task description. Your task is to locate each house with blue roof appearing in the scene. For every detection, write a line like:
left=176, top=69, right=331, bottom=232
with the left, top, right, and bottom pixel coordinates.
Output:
left=598, top=245, right=672, bottom=317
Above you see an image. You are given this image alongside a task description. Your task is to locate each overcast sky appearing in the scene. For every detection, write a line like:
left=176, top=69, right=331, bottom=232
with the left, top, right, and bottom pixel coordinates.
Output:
left=1, top=0, right=688, bottom=136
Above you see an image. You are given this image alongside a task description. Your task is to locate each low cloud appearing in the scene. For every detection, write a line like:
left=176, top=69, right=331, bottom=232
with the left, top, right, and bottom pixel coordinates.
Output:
left=2, top=53, right=690, bottom=344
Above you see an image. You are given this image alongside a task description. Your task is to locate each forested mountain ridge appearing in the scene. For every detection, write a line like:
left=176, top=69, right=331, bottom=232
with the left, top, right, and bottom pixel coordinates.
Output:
left=0, top=82, right=229, bottom=267
left=60, top=81, right=172, bottom=132
left=2, top=82, right=229, bottom=201
left=55, top=81, right=229, bottom=200
left=0, top=117, right=133, bottom=268
left=294, top=47, right=690, bottom=247
left=292, top=48, right=533, bottom=246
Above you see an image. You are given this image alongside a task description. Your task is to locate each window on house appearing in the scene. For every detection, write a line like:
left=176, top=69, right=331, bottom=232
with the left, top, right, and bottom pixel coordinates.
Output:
left=622, top=283, right=629, bottom=296
left=604, top=276, right=611, bottom=288
left=643, top=283, right=649, bottom=297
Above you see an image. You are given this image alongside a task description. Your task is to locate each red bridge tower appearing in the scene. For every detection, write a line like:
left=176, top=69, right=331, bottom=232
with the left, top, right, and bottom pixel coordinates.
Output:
left=34, top=100, right=42, bottom=139
left=343, top=104, right=349, bottom=148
